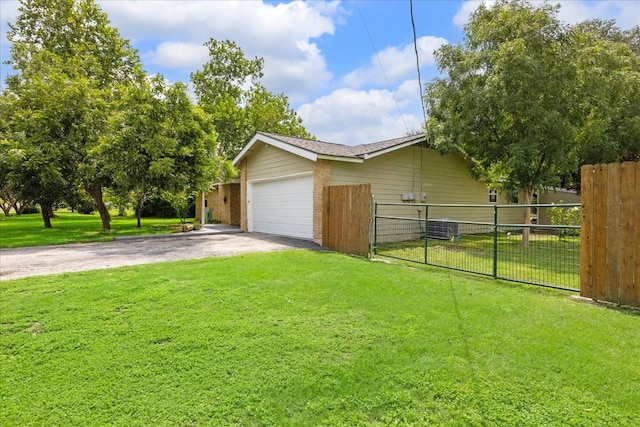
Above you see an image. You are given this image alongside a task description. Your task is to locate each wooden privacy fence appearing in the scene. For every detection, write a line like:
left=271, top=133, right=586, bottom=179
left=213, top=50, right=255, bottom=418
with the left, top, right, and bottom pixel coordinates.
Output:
left=322, top=184, right=371, bottom=257
left=581, top=161, right=640, bottom=307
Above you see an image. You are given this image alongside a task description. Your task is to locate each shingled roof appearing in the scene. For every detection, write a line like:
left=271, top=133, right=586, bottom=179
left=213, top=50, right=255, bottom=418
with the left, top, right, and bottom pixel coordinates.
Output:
left=233, top=131, right=428, bottom=165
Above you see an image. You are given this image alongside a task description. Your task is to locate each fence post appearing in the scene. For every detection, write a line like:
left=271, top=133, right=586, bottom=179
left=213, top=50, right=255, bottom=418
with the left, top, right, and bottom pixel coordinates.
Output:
left=369, top=195, right=375, bottom=258
left=373, top=201, right=378, bottom=256
left=424, top=205, right=429, bottom=264
left=493, top=205, right=498, bottom=279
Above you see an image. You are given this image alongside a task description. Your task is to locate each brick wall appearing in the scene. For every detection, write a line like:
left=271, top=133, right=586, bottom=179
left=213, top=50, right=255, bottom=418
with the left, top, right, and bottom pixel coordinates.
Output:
left=240, top=158, right=248, bottom=231
left=313, top=159, right=331, bottom=242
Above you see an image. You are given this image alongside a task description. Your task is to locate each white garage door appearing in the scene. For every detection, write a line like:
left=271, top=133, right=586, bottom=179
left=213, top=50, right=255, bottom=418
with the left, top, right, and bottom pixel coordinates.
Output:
left=249, top=174, right=313, bottom=239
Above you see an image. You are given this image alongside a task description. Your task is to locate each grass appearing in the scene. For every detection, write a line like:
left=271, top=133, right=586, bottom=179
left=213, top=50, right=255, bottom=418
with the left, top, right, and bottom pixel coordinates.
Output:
left=1, top=250, right=638, bottom=426
left=0, top=211, right=192, bottom=248
left=376, top=232, right=580, bottom=290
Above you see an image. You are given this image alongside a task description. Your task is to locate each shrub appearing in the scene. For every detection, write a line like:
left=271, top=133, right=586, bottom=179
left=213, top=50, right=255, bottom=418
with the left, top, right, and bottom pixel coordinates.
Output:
left=20, top=205, right=40, bottom=214
left=138, top=197, right=177, bottom=218
left=548, top=201, right=580, bottom=237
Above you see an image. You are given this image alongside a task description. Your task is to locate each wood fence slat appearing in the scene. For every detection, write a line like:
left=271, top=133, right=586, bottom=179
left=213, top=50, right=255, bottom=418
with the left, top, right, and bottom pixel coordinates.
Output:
left=322, top=184, right=371, bottom=257
left=605, top=163, right=621, bottom=303
left=580, top=164, right=594, bottom=299
left=592, top=164, right=608, bottom=302
left=620, top=162, right=636, bottom=306
left=580, top=161, right=639, bottom=308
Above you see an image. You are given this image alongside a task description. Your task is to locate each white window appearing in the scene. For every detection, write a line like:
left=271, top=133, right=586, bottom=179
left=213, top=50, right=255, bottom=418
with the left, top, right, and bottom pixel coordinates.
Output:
left=489, top=189, right=497, bottom=203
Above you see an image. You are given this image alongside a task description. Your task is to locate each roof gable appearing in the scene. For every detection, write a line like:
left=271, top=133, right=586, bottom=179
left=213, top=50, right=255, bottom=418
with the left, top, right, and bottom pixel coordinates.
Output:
left=232, top=132, right=427, bottom=166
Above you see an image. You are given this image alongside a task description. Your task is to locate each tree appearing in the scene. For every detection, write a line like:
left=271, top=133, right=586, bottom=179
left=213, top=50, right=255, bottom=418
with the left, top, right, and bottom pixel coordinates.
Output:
left=570, top=21, right=640, bottom=170
left=426, top=0, right=576, bottom=246
left=191, top=39, right=312, bottom=160
left=1, top=53, right=98, bottom=227
left=246, top=84, right=313, bottom=141
left=5, top=0, right=144, bottom=230
left=424, top=0, right=639, bottom=245
left=573, top=19, right=640, bottom=56
left=109, top=76, right=220, bottom=227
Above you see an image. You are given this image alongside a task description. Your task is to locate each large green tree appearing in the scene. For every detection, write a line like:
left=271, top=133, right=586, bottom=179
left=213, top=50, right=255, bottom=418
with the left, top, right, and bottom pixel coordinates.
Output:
left=570, top=20, right=640, bottom=168
left=1, top=52, right=102, bottom=227
left=191, top=39, right=313, bottom=160
left=108, top=76, right=221, bottom=227
left=425, top=0, right=640, bottom=245
left=5, top=0, right=144, bottom=230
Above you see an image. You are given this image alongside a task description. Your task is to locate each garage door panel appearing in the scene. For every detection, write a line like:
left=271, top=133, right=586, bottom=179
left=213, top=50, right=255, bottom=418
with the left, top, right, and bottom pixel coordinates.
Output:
left=250, top=175, right=313, bottom=239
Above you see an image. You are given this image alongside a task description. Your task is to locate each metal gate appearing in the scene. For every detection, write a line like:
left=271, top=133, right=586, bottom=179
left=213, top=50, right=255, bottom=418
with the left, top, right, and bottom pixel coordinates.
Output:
left=372, top=202, right=580, bottom=291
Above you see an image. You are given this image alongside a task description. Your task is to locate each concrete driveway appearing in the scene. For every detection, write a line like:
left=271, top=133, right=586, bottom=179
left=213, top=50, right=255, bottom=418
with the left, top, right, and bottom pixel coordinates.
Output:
left=0, top=232, right=322, bottom=281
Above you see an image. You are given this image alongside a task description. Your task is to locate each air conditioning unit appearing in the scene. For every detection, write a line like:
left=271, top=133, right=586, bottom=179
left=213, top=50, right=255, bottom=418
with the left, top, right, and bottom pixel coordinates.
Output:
left=427, top=219, right=459, bottom=240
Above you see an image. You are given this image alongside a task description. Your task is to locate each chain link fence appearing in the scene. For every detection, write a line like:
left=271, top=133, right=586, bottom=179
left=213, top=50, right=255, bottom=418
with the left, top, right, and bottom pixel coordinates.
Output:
left=372, top=203, right=580, bottom=291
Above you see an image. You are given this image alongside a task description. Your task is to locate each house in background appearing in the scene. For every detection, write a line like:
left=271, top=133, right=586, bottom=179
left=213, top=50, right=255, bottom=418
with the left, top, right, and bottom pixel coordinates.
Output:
left=196, top=182, right=241, bottom=226
left=222, top=131, right=578, bottom=244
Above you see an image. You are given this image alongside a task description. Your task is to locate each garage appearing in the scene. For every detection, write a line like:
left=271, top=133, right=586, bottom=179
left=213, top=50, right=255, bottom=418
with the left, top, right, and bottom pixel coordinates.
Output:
left=248, top=174, right=313, bottom=239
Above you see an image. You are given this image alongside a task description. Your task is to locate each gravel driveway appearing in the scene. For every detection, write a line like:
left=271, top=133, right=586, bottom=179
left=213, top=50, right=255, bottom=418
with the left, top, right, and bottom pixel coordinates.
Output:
left=0, top=232, right=321, bottom=281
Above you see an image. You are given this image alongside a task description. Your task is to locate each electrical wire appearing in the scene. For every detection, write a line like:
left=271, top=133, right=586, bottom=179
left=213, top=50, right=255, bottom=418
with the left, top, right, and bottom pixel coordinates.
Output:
left=409, top=0, right=428, bottom=126
left=355, top=1, right=410, bottom=134
left=409, top=0, right=428, bottom=197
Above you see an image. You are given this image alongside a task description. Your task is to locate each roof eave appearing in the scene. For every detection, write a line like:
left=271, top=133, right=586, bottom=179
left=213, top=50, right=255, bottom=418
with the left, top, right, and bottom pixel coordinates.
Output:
left=317, top=154, right=363, bottom=163
left=232, top=132, right=318, bottom=166
left=362, top=136, right=427, bottom=160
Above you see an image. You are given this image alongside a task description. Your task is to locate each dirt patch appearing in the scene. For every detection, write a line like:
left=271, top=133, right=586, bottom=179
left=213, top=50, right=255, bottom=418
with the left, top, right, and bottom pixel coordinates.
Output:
left=27, top=322, right=41, bottom=336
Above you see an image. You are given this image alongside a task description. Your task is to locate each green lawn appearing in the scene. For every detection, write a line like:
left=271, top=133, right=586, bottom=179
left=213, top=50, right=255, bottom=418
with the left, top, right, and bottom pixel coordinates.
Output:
left=1, top=251, right=638, bottom=426
left=377, top=233, right=580, bottom=290
left=0, top=211, right=192, bottom=248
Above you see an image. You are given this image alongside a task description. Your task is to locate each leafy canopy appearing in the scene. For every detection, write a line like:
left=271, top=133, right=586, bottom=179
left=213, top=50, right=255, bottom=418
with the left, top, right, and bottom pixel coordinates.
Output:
left=191, top=39, right=313, bottom=159
left=4, top=0, right=145, bottom=229
left=426, top=0, right=577, bottom=197
left=425, top=0, right=640, bottom=195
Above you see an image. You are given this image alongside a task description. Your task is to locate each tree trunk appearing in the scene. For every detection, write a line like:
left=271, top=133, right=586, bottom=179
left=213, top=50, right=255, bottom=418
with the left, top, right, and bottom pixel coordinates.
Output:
left=135, top=195, right=146, bottom=228
left=522, top=189, right=533, bottom=247
left=136, top=201, right=142, bottom=228
left=45, top=204, right=56, bottom=219
left=41, top=203, right=53, bottom=228
left=87, top=183, right=111, bottom=231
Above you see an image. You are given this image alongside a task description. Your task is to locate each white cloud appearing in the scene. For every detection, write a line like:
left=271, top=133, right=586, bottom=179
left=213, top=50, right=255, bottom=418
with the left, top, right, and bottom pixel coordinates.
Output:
left=98, top=0, right=341, bottom=103
left=556, top=1, right=640, bottom=29
left=342, top=36, right=448, bottom=88
left=297, top=85, right=423, bottom=145
left=0, top=1, right=20, bottom=47
left=454, top=0, right=481, bottom=28
left=262, top=40, right=333, bottom=104
left=144, top=42, right=209, bottom=70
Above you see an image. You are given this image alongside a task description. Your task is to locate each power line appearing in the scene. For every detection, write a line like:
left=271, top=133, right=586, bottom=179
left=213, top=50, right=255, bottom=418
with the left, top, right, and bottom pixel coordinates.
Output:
left=409, top=0, right=428, bottom=196
left=355, top=1, right=410, bottom=134
left=410, top=0, right=428, bottom=126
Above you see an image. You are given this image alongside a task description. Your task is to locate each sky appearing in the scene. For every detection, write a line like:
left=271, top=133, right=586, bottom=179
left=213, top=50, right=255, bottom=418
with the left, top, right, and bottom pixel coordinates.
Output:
left=1, top=0, right=639, bottom=146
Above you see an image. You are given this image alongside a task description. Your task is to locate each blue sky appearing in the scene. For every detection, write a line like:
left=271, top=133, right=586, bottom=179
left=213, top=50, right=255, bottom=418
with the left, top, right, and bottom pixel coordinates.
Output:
left=1, top=0, right=639, bottom=145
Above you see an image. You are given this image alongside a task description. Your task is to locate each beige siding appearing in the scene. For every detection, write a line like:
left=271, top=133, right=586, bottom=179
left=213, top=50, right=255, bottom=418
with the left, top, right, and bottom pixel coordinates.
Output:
left=538, top=189, right=580, bottom=226
left=247, top=142, right=314, bottom=181
left=330, top=146, right=524, bottom=225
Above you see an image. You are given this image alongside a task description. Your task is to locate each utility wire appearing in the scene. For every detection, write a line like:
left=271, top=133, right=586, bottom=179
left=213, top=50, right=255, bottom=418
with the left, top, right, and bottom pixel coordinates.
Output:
left=355, top=1, right=410, bottom=134
left=410, top=0, right=428, bottom=126
left=409, top=0, right=427, bottom=196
